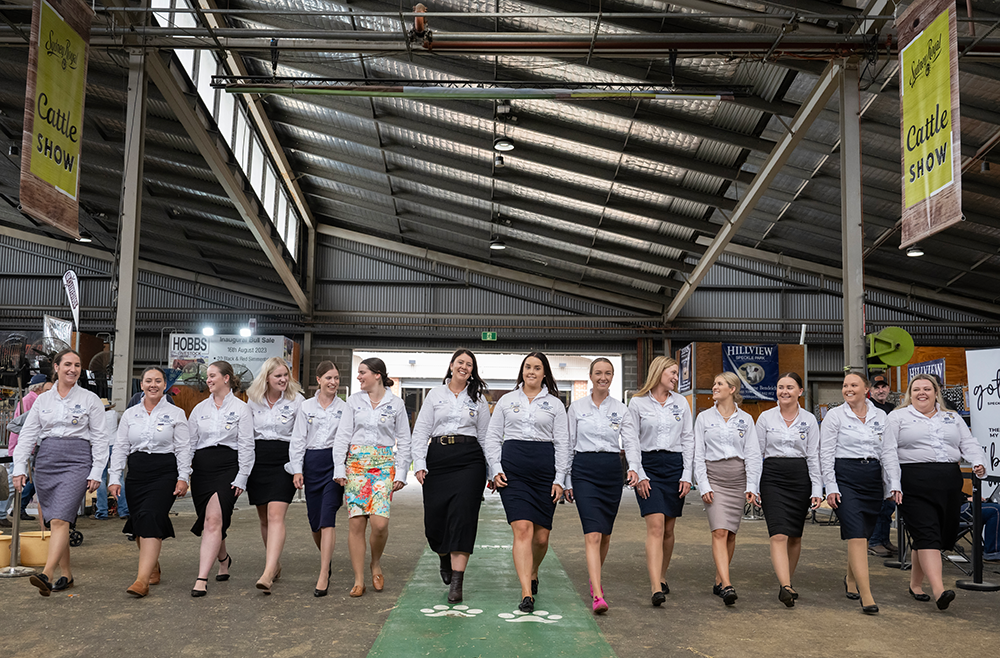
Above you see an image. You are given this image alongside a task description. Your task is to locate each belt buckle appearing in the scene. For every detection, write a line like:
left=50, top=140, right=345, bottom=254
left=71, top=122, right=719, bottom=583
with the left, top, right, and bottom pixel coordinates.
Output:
left=443, top=435, right=455, bottom=445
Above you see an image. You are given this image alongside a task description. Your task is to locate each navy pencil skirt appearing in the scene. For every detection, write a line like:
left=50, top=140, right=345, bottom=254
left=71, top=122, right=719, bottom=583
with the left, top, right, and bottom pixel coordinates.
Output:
left=635, top=451, right=685, bottom=518
left=572, top=451, right=623, bottom=535
left=303, top=448, right=343, bottom=532
left=499, top=440, right=557, bottom=530
left=833, top=458, right=883, bottom=541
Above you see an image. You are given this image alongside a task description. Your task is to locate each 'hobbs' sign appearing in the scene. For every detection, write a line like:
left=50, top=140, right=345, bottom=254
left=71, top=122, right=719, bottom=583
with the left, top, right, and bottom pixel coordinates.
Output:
left=19, top=0, right=92, bottom=237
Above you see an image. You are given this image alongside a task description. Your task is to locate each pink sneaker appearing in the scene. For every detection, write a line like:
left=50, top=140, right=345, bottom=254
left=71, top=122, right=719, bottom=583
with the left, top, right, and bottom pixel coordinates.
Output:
left=592, top=597, right=609, bottom=614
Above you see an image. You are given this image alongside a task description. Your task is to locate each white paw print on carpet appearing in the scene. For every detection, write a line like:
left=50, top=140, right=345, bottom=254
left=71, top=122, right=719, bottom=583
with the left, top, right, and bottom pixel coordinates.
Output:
left=498, top=610, right=563, bottom=623
left=420, top=604, right=483, bottom=618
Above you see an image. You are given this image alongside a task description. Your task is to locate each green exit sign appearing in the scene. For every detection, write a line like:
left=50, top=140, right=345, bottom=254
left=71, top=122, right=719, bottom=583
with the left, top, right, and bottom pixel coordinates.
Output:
left=481, top=331, right=497, bottom=341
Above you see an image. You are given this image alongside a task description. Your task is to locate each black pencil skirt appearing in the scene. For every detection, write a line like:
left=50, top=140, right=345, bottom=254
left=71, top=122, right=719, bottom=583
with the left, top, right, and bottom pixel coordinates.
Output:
left=303, top=448, right=343, bottom=532
left=423, top=439, right=487, bottom=554
left=899, top=462, right=964, bottom=550
left=247, top=439, right=296, bottom=506
left=572, top=451, right=623, bottom=536
left=499, top=440, right=557, bottom=530
left=635, top=451, right=685, bottom=518
left=833, top=458, right=883, bottom=541
left=123, top=452, right=178, bottom=539
left=759, top=457, right=810, bottom=538
left=190, top=446, right=239, bottom=539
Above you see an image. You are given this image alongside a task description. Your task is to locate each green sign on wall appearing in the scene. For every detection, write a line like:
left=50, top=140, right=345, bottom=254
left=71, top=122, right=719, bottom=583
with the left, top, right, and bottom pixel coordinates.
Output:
left=481, top=331, right=497, bottom=341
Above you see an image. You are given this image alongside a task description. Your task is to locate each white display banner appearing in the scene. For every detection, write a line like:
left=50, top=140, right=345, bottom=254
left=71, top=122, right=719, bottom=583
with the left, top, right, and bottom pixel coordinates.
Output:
left=168, top=334, right=287, bottom=383
left=966, top=347, right=1000, bottom=475
left=62, top=269, right=80, bottom=330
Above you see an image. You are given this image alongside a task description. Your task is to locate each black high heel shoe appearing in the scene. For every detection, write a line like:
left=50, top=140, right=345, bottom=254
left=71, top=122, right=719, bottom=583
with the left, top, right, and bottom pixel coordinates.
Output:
left=909, top=587, right=931, bottom=602
left=844, top=576, right=860, bottom=600
left=721, top=585, right=738, bottom=606
left=215, top=554, right=232, bottom=582
left=315, top=562, right=332, bottom=597
left=778, top=585, right=795, bottom=607
left=191, top=577, right=208, bottom=598
left=861, top=598, right=879, bottom=615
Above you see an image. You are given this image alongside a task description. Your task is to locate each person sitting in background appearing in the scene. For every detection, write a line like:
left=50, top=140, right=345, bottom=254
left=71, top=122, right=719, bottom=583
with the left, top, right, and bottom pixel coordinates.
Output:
left=960, top=495, right=1000, bottom=562
left=2, top=374, right=51, bottom=527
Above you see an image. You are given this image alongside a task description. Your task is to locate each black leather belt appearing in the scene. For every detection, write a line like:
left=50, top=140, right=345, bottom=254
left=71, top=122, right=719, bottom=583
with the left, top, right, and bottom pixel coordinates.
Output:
left=841, top=457, right=880, bottom=464
left=432, top=434, right=477, bottom=445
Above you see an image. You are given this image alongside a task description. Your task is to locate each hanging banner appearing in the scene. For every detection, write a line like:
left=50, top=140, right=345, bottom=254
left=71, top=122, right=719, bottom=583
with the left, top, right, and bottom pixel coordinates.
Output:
left=678, top=344, right=693, bottom=393
left=43, top=314, right=73, bottom=346
left=19, top=0, right=93, bottom=237
left=907, top=357, right=945, bottom=384
left=62, top=269, right=80, bottom=330
left=897, top=0, right=962, bottom=249
left=966, top=348, right=1000, bottom=475
left=168, top=334, right=295, bottom=384
left=723, top=343, right=779, bottom=401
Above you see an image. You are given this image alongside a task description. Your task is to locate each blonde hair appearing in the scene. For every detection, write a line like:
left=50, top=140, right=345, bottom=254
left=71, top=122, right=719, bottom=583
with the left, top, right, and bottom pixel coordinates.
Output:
left=247, top=357, right=302, bottom=404
left=900, top=373, right=947, bottom=410
left=635, top=356, right=678, bottom=398
left=715, top=372, right=743, bottom=405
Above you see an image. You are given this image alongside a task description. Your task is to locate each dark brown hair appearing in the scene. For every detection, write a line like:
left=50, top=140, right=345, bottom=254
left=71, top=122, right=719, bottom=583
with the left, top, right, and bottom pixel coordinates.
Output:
left=517, top=352, right=559, bottom=396
left=141, top=366, right=167, bottom=380
left=589, top=357, right=614, bottom=376
left=361, top=357, right=394, bottom=388
left=442, top=349, right=488, bottom=403
left=52, top=348, right=80, bottom=381
left=778, top=372, right=804, bottom=389
left=209, top=360, right=240, bottom=391
left=316, top=361, right=339, bottom=378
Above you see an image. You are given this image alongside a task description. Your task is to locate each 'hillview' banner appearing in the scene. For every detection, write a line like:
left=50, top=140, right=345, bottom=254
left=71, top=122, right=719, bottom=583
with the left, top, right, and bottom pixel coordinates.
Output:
left=19, top=0, right=93, bottom=237
left=723, top=343, right=779, bottom=401
left=897, top=0, right=962, bottom=249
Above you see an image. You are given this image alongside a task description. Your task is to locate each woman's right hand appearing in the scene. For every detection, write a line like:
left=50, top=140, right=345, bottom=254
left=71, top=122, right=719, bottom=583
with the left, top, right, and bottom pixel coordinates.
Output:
left=636, top=478, right=651, bottom=499
left=415, top=470, right=427, bottom=485
left=293, top=473, right=304, bottom=489
left=701, top=491, right=713, bottom=504
left=493, top=473, right=508, bottom=489
left=12, top=475, right=25, bottom=493
left=891, top=490, right=902, bottom=504
left=827, top=492, right=841, bottom=509
left=109, top=484, right=121, bottom=498
left=334, top=477, right=347, bottom=486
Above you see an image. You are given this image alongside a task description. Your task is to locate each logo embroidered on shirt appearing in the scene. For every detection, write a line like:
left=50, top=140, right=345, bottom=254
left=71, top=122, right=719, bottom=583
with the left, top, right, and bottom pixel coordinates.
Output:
left=155, top=414, right=172, bottom=432
left=224, top=411, right=238, bottom=431
left=307, top=413, right=316, bottom=425
left=670, top=404, right=682, bottom=421
left=511, top=403, right=521, bottom=414
left=797, top=421, right=809, bottom=440
left=609, top=412, right=621, bottom=431
left=735, top=418, right=748, bottom=438
left=540, top=401, right=551, bottom=410
left=69, top=404, right=85, bottom=425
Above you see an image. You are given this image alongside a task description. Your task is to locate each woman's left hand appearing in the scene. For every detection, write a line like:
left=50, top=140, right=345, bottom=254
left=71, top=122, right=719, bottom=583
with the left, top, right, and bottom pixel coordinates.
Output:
left=809, top=496, right=823, bottom=510
left=626, top=470, right=639, bottom=487
left=392, top=480, right=406, bottom=492
left=973, top=464, right=987, bottom=478
left=86, top=479, right=101, bottom=493
left=564, top=489, right=574, bottom=503
left=174, top=480, right=189, bottom=497
left=678, top=481, right=691, bottom=498
left=890, top=490, right=902, bottom=504
left=232, top=486, right=244, bottom=497
left=551, top=483, right=564, bottom=503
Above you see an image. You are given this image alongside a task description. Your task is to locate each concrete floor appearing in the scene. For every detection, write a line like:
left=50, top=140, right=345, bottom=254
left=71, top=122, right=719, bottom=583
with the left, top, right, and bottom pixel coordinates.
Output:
left=3, top=478, right=999, bottom=658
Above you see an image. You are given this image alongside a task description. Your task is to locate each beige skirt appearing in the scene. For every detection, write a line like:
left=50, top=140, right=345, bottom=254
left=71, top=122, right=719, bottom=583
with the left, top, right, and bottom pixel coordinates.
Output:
left=705, top=457, right=747, bottom=533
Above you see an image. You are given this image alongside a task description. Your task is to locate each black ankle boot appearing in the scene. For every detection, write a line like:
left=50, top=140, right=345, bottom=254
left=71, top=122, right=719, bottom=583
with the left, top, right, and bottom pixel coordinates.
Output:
left=448, top=570, right=464, bottom=603
left=439, top=554, right=453, bottom=585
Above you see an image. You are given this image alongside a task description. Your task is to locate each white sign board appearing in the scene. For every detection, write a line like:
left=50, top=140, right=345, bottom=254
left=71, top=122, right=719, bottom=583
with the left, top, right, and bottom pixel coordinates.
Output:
left=168, top=334, right=288, bottom=383
left=62, top=270, right=80, bottom=330
left=966, top=347, right=1000, bottom=475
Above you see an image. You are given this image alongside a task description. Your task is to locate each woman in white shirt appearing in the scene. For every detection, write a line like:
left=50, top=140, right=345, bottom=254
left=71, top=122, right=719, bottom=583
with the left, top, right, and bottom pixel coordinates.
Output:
left=187, top=361, right=254, bottom=597
left=565, top=358, right=639, bottom=615
left=288, top=361, right=347, bottom=597
left=246, top=357, right=305, bottom=595
left=485, top=352, right=569, bottom=614
left=13, top=348, right=107, bottom=597
left=109, top=367, right=191, bottom=598
left=412, top=349, right=491, bottom=604
left=882, top=374, right=986, bottom=611
left=333, top=357, right=411, bottom=598
left=693, top=372, right=760, bottom=607
left=820, top=372, right=891, bottom=615
left=627, top=356, right=693, bottom=607
left=754, top=372, right=822, bottom=607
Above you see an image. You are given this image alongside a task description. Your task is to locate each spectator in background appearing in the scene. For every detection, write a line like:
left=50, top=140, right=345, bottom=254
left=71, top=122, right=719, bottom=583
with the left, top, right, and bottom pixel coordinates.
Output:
left=93, top=399, right=129, bottom=520
left=868, top=379, right=898, bottom=558
left=2, top=374, right=51, bottom=527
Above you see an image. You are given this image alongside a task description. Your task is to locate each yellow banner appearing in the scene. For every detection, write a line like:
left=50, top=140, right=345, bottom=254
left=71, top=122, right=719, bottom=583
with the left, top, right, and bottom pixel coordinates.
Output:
left=901, top=9, right=954, bottom=208
left=29, top=0, right=86, bottom=199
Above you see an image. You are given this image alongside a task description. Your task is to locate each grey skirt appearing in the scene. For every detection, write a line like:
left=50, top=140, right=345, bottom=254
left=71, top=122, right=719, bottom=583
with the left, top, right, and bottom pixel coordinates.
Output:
left=705, top=457, right=747, bottom=533
left=34, top=437, right=93, bottom=523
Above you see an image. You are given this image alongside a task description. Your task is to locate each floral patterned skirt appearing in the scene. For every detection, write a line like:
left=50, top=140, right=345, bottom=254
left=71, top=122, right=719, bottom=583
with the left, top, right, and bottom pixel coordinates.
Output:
left=345, top=445, right=396, bottom=518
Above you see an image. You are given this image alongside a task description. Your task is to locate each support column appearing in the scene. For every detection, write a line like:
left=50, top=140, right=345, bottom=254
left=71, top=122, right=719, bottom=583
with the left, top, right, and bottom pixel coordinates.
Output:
left=303, top=331, right=313, bottom=387
left=111, top=48, right=147, bottom=409
left=840, top=63, right=866, bottom=372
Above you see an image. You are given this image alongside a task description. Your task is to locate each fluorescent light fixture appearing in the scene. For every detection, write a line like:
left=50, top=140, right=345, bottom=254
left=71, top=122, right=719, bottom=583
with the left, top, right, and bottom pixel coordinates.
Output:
left=239, top=327, right=252, bottom=337
left=493, top=137, right=515, bottom=152
left=906, top=246, right=924, bottom=257
left=202, top=327, right=215, bottom=336
left=489, top=237, right=507, bottom=250
left=76, top=234, right=92, bottom=243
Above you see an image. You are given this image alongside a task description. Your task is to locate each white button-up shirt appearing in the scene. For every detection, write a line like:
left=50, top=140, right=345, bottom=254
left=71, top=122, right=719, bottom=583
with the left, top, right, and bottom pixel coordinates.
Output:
left=882, top=404, right=985, bottom=493
left=627, top=392, right=695, bottom=484
left=754, top=406, right=823, bottom=498
left=566, top=394, right=640, bottom=491
left=286, top=395, right=347, bottom=475
left=110, top=397, right=192, bottom=486
left=483, top=385, right=571, bottom=487
left=12, top=384, right=108, bottom=482
left=248, top=393, right=305, bottom=443
left=819, top=400, right=891, bottom=496
left=332, top=390, right=412, bottom=481
left=410, top=384, right=491, bottom=473
left=693, top=405, right=761, bottom=496
left=188, top=392, right=255, bottom=490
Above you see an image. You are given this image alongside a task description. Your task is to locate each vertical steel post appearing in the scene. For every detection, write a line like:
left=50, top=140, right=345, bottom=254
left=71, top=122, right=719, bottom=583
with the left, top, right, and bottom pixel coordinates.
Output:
left=840, top=64, right=866, bottom=373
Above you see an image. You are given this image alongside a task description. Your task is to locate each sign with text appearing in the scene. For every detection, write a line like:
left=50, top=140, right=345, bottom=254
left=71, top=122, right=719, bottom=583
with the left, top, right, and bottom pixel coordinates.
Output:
left=168, top=334, right=290, bottom=384
left=897, top=0, right=962, bottom=248
left=723, top=343, right=779, bottom=401
left=907, top=358, right=945, bottom=385
left=965, top=348, right=1000, bottom=475
left=19, top=0, right=92, bottom=237
left=678, top=344, right=693, bottom=393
